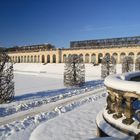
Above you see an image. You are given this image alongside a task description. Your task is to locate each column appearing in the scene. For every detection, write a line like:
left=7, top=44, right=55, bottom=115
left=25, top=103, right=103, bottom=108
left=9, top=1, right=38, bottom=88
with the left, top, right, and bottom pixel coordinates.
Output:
left=122, top=96, right=134, bottom=125
left=106, top=90, right=116, bottom=114
left=113, top=94, right=123, bottom=119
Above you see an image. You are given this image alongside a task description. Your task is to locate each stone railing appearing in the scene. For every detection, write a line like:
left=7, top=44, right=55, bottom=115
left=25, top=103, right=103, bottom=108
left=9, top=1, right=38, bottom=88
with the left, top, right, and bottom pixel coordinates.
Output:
left=104, top=72, right=140, bottom=135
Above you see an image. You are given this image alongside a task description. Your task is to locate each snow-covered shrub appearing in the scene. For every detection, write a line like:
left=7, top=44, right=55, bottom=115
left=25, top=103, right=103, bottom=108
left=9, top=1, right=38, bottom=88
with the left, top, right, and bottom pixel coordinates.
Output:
left=64, top=54, right=85, bottom=87
left=135, top=57, right=140, bottom=71
left=122, top=56, right=133, bottom=73
left=0, top=52, right=14, bottom=103
left=101, top=55, right=116, bottom=79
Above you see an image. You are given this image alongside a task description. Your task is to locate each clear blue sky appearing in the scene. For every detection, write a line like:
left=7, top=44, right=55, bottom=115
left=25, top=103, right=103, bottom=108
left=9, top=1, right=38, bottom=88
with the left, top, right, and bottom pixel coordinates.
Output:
left=1, top=0, right=140, bottom=48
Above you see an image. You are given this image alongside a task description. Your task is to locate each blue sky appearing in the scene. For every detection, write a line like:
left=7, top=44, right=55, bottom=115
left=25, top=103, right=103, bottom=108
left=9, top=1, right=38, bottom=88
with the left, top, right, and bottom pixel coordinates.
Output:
left=0, top=0, right=140, bottom=48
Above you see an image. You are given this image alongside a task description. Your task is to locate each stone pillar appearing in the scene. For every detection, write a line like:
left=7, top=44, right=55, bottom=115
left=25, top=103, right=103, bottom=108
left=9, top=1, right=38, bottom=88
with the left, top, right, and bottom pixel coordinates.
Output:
left=113, top=94, right=123, bottom=119
left=134, top=53, right=137, bottom=64
left=89, top=54, right=91, bottom=63
left=106, top=90, right=116, bottom=114
left=122, top=97, right=134, bottom=125
left=117, top=53, right=120, bottom=64
left=96, top=53, right=98, bottom=64
left=50, top=54, right=53, bottom=63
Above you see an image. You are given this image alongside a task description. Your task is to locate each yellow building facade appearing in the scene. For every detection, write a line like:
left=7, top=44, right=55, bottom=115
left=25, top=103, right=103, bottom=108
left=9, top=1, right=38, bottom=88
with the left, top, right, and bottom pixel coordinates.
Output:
left=8, top=36, right=140, bottom=64
left=8, top=45, right=140, bottom=64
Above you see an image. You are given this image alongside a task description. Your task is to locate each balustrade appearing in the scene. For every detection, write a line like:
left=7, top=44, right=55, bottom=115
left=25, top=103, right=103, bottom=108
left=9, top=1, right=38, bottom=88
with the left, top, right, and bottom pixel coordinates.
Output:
left=106, top=88, right=140, bottom=127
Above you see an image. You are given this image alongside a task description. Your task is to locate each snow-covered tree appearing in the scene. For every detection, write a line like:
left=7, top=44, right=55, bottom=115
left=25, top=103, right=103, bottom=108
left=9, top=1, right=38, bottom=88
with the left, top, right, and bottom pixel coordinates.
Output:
left=122, top=56, right=133, bottom=73
left=135, top=57, right=140, bottom=71
left=0, top=52, right=14, bottom=103
left=101, top=55, right=116, bottom=79
left=64, top=54, right=85, bottom=87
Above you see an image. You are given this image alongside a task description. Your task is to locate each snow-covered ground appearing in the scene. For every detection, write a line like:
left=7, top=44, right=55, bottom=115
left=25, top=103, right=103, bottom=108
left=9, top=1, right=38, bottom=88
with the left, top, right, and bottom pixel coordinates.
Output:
left=0, top=63, right=122, bottom=140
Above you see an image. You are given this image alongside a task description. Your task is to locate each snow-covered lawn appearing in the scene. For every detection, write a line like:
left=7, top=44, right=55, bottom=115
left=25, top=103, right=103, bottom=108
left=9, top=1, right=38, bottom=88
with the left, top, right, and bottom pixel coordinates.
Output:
left=0, top=63, right=123, bottom=140
left=30, top=94, right=106, bottom=140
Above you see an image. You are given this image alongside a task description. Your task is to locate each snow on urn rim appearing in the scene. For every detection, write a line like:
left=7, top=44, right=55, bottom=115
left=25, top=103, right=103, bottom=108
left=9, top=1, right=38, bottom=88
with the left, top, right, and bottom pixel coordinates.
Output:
left=104, top=71, right=140, bottom=94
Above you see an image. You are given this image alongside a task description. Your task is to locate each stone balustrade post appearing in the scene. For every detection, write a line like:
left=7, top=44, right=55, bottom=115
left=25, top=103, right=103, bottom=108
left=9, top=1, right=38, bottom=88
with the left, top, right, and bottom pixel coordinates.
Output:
left=122, top=97, right=135, bottom=125
left=113, top=94, right=123, bottom=119
left=106, top=90, right=116, bottom=114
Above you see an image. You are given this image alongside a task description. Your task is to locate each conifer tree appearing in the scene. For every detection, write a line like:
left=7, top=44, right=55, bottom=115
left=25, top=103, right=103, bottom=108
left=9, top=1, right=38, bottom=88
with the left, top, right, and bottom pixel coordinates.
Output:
left=64, top=54, right=85, bottom=87
left=122, top=56, right=133, bottom=73
left=101, top=55, right=116, bottom=79
left=0, top=51, right=14, bottom=103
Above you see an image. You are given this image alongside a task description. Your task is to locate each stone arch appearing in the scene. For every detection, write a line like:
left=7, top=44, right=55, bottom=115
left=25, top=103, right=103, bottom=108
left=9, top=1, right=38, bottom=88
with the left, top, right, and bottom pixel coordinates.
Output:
left=53, top=54, right=56, bottom=63
left=112, top=53, right=118, bottom=63
left=120, top=52, right=126, bottom=63
left=85, top=53, right=89, bottom=63
left=47, top=55, right=50, bottom=63
left=79, top=54, right=83, bottom=61
left=42, top=55, right=45, bottom=63
left=98, top=53, right=103, bottom=63
left=63, top=54, right=67, bottom=63
left=91, top=53, right=96, bottom=63
left=34, top=55, right=37, bottom=63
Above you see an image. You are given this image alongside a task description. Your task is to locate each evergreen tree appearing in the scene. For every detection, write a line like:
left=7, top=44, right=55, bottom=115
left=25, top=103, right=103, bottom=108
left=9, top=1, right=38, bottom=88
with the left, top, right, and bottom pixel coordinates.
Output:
left=0, top=52, right=14, bottom=103
left=64, top=54, right=85, bottom=87
left=101, top=55, right=116, bottom=79
left=122, top=56, right=133, bottom=73
left=135, top=57, right=140, bottom=71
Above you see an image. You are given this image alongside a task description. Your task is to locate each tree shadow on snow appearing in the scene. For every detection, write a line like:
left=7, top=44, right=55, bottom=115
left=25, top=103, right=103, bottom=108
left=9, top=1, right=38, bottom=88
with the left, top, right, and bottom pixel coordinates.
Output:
left=14, top=80, right=103, bottom=102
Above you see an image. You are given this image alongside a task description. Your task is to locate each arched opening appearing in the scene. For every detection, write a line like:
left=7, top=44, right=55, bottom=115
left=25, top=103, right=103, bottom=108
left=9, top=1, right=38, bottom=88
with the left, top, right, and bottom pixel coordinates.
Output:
left=27, top=56, right=30, bottom=63
left=18, top=56, right=20, bottom=63
left=34, top=56, right=37, bottom=63
left=13, top=56, right=14, bottom=62
left=42, top=55, right=45, bottom=63
left=21, top=56, right=23, bottom=63
left=120, top=52, right=126, bottom=63
left=137, top=52, right=140, bottom=58
left=31, top=56, right=33, bottom=63
left=98, top=53, right=103, bottom=63
left=105, top=53, right=110, bottom=57
left=47, top=55, right=50, bottom=63
left=63, top=54, right=67, bottom=63
left=15, top=56, right=17, bottom=63
left=79, top=54, right=83, bottom=61
left=38, top=56, right=40, bottom=63
left=91, top=53, right=96, bottom=63
left=128, top=52, right=134, bottom=60
left=112, top=53, right=118, bottom=63
left=53, top=54, right=56, bottom=63
left=24, top=56, right=26, bottom=63
left=85, top=54, right=89, bottom=63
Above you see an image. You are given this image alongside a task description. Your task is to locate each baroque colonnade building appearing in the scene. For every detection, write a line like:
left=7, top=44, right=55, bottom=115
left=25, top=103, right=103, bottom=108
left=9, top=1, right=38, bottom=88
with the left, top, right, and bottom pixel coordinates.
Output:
left=8, top=36, right=140, bottom=64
